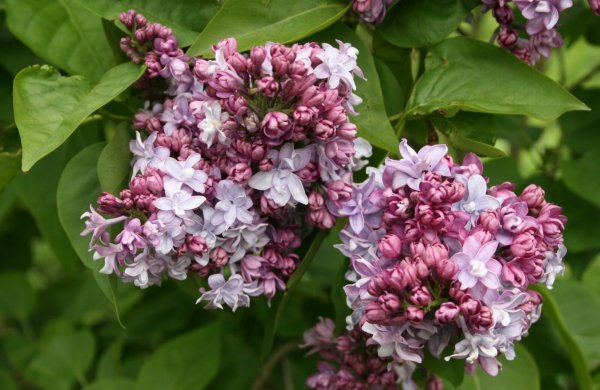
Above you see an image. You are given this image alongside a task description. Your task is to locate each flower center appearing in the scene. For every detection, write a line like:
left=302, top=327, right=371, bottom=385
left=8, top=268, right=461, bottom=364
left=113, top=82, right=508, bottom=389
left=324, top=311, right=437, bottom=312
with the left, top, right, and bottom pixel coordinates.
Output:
left=469, top=259, right=488, bottom=278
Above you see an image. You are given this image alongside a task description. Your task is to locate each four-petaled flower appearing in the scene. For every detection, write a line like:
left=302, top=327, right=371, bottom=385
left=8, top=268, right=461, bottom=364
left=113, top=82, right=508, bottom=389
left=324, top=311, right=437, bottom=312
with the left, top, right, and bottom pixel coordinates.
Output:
left=163, top=153, right=208, bottom=194
left=452, top=174, right=500, bottom=227
left=249, top=143, right=311, bottom=206
left=452, top=236, right=502, bottom=290
left=197, top=273, right=250, bottom=311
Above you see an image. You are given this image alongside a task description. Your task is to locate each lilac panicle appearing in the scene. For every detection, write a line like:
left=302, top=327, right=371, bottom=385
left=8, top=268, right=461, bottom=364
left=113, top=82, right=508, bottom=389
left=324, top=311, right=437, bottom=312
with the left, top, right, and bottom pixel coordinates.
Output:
left=81, top=10, right=370, bottom=311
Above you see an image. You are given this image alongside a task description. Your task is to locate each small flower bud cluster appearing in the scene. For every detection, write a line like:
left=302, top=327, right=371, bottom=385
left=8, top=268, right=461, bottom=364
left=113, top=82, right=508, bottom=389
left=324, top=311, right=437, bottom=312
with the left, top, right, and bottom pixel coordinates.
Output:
left=301, top=318, right=412, bottom=389
left=81, top=10, right=371, bottom=311
left=352, top=0, right=394, bottom=24
left=329, top=139, right=566, bottom=381
left=482, top=0, right=572, bottom=65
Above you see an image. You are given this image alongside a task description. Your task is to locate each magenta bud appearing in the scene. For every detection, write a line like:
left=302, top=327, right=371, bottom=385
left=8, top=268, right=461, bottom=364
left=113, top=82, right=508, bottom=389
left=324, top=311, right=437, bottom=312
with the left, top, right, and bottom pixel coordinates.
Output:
left=293, top=105, right=317, bottom=126
left=257, top=76, right=280, bottom=96
left=435, top=302, right=459, bottom=324
left=406, top=306, right=424, bottom=323
left=378, top=234, right=402, bottom=259
left=520, top=184, right=545, bottom=209
left=210, top=247, right=229, bottom=267
left=436, top=259, right=458, bottom=280
left=229, top=162, right=252, bottom=183
left=409, top=286, right=432, bottom=306
left=326, top=179, right=352, bottom=203
left=336, top=122, right=357, bottom=140
left=314, top=119, right=336, bottom=141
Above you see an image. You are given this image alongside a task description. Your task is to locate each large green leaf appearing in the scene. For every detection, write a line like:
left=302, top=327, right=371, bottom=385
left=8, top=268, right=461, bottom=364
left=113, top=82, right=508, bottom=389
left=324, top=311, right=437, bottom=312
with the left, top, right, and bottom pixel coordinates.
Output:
left=561, top=146, right=600, bottom=208
left=13, top=62, right=144, bottom=171
left=536, top=282, right=596, bottom=390
left=378, top=0, right=472, bottom=48
left=0, top=271, right=36, bottom=320
left=549, top=280, right=600, bottom=372
left=406, top=37, right=589, bottom=121
left=97, top=122, right=132, bottom=194
left=84, top=378, right=136, bottom=390
left=28, top=330, right=96, bottom=390
left=310, top=24, right=399, bottom=154
left=187, top=0, right=348, bottom=57
left=76, top=0, right=219, bottom=47
left=453, top=345, right=540, bottom=389
left=583, top=254, right=600, bottom=299
left=6, top=0, right=113, bottom=81
left=136, top=321, right=221, bottom=390
left=0, top=151, right=21, bottom=190
left=57, top=142, right=122, bottom=323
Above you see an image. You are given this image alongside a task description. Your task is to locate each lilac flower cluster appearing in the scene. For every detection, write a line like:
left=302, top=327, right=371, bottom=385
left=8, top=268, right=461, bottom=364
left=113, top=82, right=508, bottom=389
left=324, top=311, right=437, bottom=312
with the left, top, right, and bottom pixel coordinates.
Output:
left=301, top=318, right=406, bottom=389
left=352, top=0, right=394, bottom=24
left=483, top=0, right=573, bottom=65
left=81, top=10, right=371, bottom=310
left=326, top=140, right=566, bottom=381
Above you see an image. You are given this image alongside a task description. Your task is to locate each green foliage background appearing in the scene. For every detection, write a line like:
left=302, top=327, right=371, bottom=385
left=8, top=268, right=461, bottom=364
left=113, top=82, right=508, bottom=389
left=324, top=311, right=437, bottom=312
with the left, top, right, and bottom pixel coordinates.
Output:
left=0, top=0, right=599, bottom=389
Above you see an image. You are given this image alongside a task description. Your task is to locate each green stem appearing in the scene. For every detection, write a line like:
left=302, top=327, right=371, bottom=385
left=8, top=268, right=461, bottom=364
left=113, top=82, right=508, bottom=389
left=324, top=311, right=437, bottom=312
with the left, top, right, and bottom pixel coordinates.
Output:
left=252, top=342, right=297, bottom=390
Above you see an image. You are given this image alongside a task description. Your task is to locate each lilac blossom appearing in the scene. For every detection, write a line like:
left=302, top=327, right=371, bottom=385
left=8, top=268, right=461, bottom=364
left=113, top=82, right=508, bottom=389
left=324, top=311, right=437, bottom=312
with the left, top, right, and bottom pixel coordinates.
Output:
left=209, top=180, right=255, bottom=233
left=452, top=174, right=500, bottom=227
left=383, top=139, right=451, bottom=190
left=84, top=22, right=368, bottom=312
left=248, top=143, right=311, bottom=206
left=162, top=153, right=208, bottom=193
left=130, top=131, right=169, bottom=176
left=328, top=174, right=381, bottom=234
left=197, top=274, right=250, bottom=311
left=452, top=236, right=502, bottom=290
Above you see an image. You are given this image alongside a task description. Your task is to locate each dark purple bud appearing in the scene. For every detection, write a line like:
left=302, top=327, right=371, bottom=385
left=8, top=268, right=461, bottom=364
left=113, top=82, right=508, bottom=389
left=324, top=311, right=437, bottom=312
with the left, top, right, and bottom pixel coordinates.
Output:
left=435, top=302, right=459, bottom=324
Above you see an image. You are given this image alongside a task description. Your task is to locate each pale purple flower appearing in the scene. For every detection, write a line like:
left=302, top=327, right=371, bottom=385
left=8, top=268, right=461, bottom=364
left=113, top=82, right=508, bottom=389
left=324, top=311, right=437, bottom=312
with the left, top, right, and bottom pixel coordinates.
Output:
left=446, top=332, right=500, bottom=375
left=129, top=131, right=170, bottom=177
left=452, top=236, right=502, bottom=290
left=93, top=242, right=124, bottom=275
left=314, top=41, right=364, bottom=90
left=543, top=243, right=566, bottom=288
left=328, top=174, right=381, bottom=234
left=115, top=218, right=146, bottom=253
left=167, top=256, right=191, bottom=280
left=209, top=180, right=255, bottom=234
left=162, top=153, right=208, bottom=193
left=248, top=143, right=311, bottom=206
left=220, top=223, right=270, bottom=263
left=192, top=100, right=230, bottom=147
left=335, top=226, right=384, bottom=261
left=80, top=206, right=127, bottom=247
left=488, top=291, right=528, bottom=339
left=452, top=174, right=500, bottom=227
left=161, top=95, right=194, bottom=135
left=514, top=0, right=573, bottom=34
left=154, top=187, right=205, bottom=220
left=154, top=211, right=186, bottom=255
left=361, top=322, right=427, bottom=363
left=197, top=273, right=250, bottom=311
left=123, top=252, right=166, bottom=288
left=383, top=139, right=451, bottom=190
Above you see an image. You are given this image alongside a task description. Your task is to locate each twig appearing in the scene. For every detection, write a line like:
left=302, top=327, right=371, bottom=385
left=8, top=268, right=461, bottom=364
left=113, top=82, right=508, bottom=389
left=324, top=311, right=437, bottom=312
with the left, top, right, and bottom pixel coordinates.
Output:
left=251, top=342, right=298, bottom=390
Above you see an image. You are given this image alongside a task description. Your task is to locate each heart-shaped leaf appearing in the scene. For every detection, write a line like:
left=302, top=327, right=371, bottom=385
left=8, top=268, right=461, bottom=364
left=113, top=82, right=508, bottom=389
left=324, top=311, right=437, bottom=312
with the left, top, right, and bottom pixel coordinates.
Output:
left=13, top=62, right=144, bottom=171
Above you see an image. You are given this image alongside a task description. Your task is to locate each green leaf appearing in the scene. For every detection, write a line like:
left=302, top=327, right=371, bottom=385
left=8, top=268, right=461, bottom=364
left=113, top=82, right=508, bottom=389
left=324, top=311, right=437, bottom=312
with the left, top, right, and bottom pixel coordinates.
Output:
left=431, top=113, right=506, bottom=157
left=548, top=280, right=600, bottom=372
left=0, top=369, right=17, bottom=390
left=13, top=131, right=101, bottom=271
left=57, top=142, right=122, bottom=324
left=309, top=23, right=399, bottom=154
left=97, top=122, right=132, bottom=194
left=0, top=271, right=36, bottom=320
left=28, top=330, right=96, bottom=390
left=6, top=0, right=113, bottom=81
left=13, top=62, right=144, bottom=171
left=136, top=321, right=221, bottom=390
left=535, top=282, right=596, bottom=390
left=424, top=350, right=464, bottom=387
left=84, top=378, right=135, bottom=390
left=187, top=0, right=348, bottom=57
left=0, top=151, right=21, bottom=190
left=583, top=254, right=600, bottom=299
left=448, top=131, right=505, bottom=157
left=76, top=0, right=219, bottom=47
left=374, top=58, right=406, bottom=116
left=407, top=37, right=589, bottom=121
left=454, top=345, right=540, bottom=390
left=561, top=146, right=600, bottom=208
left=378, top=0, right=471, bottom=48
left=559, top=89, right=600, bottom=154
